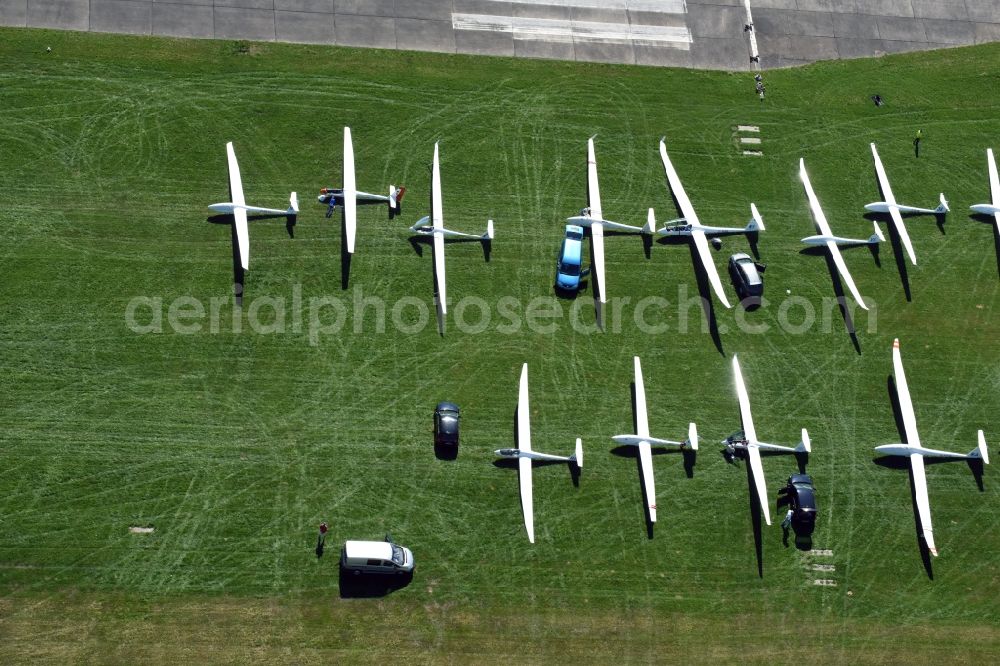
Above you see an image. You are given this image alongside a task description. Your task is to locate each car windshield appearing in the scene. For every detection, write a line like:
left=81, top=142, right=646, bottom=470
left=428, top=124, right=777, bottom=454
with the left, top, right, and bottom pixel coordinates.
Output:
left=559, top=262, right=581, bottom=276
left=794, top=486, right=816, bottom=509
left=391, top=545, right=404, bottom=565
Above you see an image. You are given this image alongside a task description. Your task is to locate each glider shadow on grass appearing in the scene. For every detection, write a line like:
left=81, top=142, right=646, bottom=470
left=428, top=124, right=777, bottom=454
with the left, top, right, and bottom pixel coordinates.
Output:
left=208, top=212, right=296, bottom=304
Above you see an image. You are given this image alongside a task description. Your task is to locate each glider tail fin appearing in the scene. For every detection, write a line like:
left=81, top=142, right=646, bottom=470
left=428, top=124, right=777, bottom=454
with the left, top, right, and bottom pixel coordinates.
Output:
left=970, top=430, right=990, bottom=465
left=796, top=429, right=811, bottom=454
left=484, top=219, right=495, bottom=240
left=572, top=438, right=583, bottom=469
left=389, top=186, right=405, bottom=218
left=935, top=193, right=949, bottom=214
left=287, top=192, right=299, bottom=215
left=685, top=422, right=699, bottom=451
left=642, top=208, right=655, bottom=235
left=870, top=222, right=885, bottom=243
left=747, top=203, right=765, bottom=232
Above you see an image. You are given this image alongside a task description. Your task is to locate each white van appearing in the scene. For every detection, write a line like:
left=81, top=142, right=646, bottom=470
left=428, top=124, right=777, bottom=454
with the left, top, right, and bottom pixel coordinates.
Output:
left=340, top=538, right=414, bottom=575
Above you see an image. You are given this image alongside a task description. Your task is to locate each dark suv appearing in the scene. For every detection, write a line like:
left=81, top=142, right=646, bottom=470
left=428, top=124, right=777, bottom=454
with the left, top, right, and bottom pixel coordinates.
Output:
left=433, top=402, right=460, bottom=448
left=728, top=253, right=764, bottom=302
left=777, top=473, right=817, bottom=532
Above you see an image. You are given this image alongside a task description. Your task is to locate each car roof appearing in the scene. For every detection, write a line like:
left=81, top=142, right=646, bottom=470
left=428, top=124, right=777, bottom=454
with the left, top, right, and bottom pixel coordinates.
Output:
left=735, top=255, right=762, bottom=285
left=344, top=540, right=393, bottom=560
left=561, top=237, right=583, bottom=265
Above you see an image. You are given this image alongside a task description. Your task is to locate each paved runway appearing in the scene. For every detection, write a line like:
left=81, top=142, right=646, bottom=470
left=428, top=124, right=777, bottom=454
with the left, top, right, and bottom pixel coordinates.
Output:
left=2, top=0, right=998, bottom=70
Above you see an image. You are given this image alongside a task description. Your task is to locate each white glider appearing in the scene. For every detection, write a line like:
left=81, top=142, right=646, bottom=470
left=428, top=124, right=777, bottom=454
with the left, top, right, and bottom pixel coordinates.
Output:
left=865, top=143, right=949, bottom=265
left=410, top=142, right=493, bottom=316
left=970, top=148, right=1000, bottom=234
left=874, top=339, right=990, bottom=557
left=611, top=356, right=698, bottom=524
left=495, top=363, right=582, bottom=544
left=726, top=355, right=811, bottom=526
left=799, top=158, right=881, bottom=310
left=318, top=127, right=405, bottom=254
left=657, top=138, right=765, bottom=309
left=565, top=136, right=653, bottom=305
left=343, top=126, right=357, bottom=254
left=209, top=142, right=298, bottom=271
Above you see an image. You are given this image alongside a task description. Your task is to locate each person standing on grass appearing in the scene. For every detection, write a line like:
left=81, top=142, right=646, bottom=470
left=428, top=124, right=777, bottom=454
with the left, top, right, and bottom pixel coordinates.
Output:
left=914, top=129, right=922, bottom=158
left=781, top=509, right=794, bottom=546
left=316, top=522, right=328, bottom=558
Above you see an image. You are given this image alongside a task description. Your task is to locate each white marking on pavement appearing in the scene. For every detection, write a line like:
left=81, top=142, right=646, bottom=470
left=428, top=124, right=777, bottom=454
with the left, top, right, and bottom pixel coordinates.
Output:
left=452, top=14, right=693, bottom=48
left=503, top=0, right=688, bottom=11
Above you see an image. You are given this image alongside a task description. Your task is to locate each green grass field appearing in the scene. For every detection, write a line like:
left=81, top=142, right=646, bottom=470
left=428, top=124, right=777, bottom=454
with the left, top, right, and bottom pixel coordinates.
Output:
left=1, top=28, right=999, bottom=663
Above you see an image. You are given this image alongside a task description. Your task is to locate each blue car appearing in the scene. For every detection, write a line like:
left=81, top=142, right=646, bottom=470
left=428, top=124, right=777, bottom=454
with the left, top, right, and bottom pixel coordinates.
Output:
left=555, top=224, right=586, bottom=292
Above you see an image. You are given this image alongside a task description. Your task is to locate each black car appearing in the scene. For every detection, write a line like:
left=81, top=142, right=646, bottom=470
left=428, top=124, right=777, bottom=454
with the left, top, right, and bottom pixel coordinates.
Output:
left=433, top=402, right=460, bottom=447
left=777, top=473, right=817, bottom=531
left=728, top=252, right=764, bottom=301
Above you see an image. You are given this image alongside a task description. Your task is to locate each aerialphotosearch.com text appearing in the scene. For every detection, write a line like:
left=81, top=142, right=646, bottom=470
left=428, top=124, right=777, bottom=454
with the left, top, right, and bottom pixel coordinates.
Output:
left=124, top=285, right=877, bottom=344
